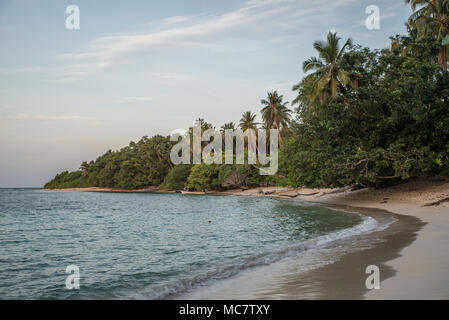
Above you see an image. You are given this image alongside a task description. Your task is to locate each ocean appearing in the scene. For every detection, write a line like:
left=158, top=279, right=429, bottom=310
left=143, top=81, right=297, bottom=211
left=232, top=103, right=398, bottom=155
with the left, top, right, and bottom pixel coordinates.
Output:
left=0, top=188, right=387, bottom=299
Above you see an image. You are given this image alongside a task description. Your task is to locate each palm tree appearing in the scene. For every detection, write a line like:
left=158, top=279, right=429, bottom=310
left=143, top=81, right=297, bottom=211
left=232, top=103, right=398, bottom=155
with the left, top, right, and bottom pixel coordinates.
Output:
left=188, top=118, right=214, bottom=153
left=406, top=0, right=449, bottom=71
left=79, top=161, right=89, bottom=177
left=291, top=75, right=319, bottom=111
left=193, top=118, right=213, bottom=131
left=302, top=31, right=356, bottom=104
left=220, top=122, right=236, bottom=151
left=239, top=111, right=259, bottom=131
left=237, top=111, right=259, bottom=153
left=260, top=91, right=291, bottom=145
left=220, top=122, right=236, bottom=132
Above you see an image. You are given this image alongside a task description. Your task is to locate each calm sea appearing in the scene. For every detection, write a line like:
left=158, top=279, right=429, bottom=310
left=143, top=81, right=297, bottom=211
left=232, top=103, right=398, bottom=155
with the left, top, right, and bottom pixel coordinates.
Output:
left=0, top=188, right=381, bottom=299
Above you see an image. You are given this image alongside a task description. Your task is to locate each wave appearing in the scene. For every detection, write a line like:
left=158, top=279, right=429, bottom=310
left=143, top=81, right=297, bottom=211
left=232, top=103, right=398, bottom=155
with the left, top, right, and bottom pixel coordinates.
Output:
left=129, top=213, right=395, bottom=300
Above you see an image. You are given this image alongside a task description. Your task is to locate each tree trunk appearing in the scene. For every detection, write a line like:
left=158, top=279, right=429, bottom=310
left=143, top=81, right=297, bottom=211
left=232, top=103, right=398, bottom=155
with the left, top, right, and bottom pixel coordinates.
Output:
left=438, top=45, right=448, bottom=71
left=275, top=122, right=282, bottom=146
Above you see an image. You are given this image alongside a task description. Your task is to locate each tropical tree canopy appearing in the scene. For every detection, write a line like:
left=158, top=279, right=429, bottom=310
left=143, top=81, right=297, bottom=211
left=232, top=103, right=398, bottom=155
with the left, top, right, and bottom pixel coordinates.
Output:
left=406, top=0, right=449, bottom=70
left=239, top=111, right=259, bottom=131
left=302, top=31, right=357, bottom=104
left=260, top=91, right=291, bottom=144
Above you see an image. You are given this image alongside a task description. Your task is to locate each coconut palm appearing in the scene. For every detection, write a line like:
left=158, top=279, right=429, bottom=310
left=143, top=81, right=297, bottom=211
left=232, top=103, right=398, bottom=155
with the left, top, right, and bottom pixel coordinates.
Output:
left=302, top=31, right=356, bottom=104
left=79, top=161, right=90, bottom=177
left=406, top=0, right=449, bottom=70
left=291, top=74, right=320, bottom=111
left=194, top=118, right=213, bottom=131
left=239, top=111, right=259, bottom=131
left=188, top=118, right=215, bottom=153
left=220, top=122, right=236, bottom=132
left=260, top=91, right=291, bottom=144
left=237, top=111, right=259, bottom=153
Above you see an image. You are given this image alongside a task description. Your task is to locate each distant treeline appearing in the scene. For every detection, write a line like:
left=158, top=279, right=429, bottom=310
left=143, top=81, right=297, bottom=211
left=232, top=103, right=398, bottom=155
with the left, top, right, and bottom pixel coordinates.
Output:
left=45, top=1, right=449, bottom=191
left=44, top=130, right=271, bottom=191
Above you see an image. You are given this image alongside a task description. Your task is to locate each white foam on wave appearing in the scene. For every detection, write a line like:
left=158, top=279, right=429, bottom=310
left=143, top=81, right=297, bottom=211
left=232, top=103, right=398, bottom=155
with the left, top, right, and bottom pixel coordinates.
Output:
left=130, top=213, right=396, bottom=300
left=313, top=214, right=391, bottom=246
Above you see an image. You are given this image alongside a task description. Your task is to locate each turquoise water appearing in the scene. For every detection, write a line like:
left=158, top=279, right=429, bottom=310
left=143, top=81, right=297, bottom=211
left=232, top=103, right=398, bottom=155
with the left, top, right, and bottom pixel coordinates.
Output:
left=0, top=188, right=368, bottom=299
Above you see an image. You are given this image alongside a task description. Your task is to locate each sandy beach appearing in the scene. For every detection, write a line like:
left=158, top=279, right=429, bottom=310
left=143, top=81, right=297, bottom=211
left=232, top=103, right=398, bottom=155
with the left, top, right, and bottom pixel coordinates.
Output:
left=204, top=177, right=449, bottom=299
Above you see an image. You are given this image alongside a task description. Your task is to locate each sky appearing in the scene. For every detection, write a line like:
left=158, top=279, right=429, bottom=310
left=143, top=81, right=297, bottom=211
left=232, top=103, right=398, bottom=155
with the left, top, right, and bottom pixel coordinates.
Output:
left=0, top=0, right=412, bottom=187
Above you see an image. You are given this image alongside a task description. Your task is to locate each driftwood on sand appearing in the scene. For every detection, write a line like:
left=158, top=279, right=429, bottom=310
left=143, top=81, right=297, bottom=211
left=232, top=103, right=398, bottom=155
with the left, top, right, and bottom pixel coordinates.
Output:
left=280, top=185, right=357, bottom=198
left=262, top=190, right=277, bottom=195
left=423, top=197, right=449, bottom=207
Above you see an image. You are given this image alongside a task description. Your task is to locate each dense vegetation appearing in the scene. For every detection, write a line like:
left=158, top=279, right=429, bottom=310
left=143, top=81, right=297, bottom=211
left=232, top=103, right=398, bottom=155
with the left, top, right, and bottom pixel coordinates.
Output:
left=45, top=1, right=449, bottom=191
left=44, top=171, right=90, bottom=189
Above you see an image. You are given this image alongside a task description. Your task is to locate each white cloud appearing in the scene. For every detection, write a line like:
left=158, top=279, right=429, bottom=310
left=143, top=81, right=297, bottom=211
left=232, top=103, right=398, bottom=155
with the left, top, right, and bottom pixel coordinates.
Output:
left=162, top=16, right=192, bottom=25
left=53, top=0, right=301, bottom=81
left=6, top=0, right=359, bottom=83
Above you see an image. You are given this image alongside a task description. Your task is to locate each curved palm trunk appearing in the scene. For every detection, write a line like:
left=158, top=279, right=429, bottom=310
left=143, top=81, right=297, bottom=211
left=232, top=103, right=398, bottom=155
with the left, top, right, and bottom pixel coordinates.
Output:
left=320, top=90, right=328, bottom=105
left=275, top=122, right=282, bottom=146
left=438, top=45, right=448, bottom=71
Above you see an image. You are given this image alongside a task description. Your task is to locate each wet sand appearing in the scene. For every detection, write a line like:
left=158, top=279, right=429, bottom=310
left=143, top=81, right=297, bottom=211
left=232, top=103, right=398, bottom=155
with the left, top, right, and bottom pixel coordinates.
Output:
left=178, top=204, right=424, bottom=299
left=270, top=206, right=425, bottom=299
left=202, top=178, right=449, bottom=299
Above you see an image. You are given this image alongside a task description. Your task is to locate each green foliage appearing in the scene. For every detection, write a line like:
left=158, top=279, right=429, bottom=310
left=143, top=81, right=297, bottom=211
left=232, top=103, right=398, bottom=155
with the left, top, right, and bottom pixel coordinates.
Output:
left=44, top=171, right=90, bottom=189
left=45, top=135, right=173, bottom=190
left=159, top=165, right=192, bottom=190
left=218, top=163, right=263, bottom=189
left=239, top=111, right=259, bottom=131
left=185, top=162, right=265, bottom=191
left=186, top=164, right=221, bottom=191
left=442, top=35, right=449, bottom=46
left=406, top=0, right=449, bottom=70
left=281, top=33, right=449, bottom=188
left=260, top=91, right=292, bottom=143
left=301, top=31, right=356, bottom=104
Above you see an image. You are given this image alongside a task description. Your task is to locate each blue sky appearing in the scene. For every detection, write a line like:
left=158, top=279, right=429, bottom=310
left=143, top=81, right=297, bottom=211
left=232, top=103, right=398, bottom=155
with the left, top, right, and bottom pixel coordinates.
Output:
left=0, top=0, right=412, bottom=187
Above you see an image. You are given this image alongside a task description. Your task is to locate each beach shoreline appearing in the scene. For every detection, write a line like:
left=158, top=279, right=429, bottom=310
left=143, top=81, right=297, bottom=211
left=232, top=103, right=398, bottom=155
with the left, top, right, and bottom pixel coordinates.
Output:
left=177, top=204, right=424, bottom=300
left=47, top=177, right=449, bottom=299
left=215, top=178, right=449, bottom=299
